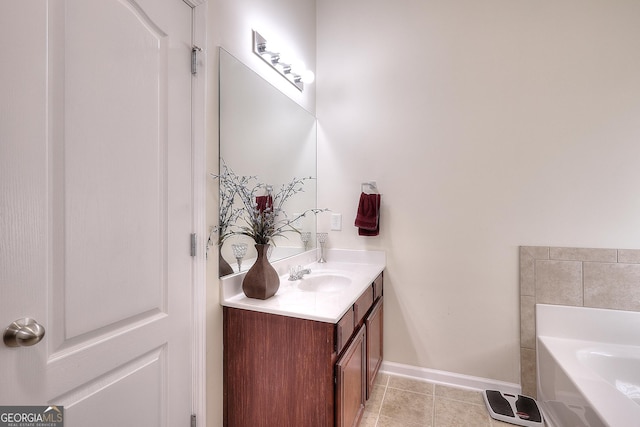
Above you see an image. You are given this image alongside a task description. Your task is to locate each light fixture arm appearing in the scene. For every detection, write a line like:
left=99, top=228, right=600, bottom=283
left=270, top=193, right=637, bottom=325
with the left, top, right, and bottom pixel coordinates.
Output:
left=252, top=30, right=313, bottom=91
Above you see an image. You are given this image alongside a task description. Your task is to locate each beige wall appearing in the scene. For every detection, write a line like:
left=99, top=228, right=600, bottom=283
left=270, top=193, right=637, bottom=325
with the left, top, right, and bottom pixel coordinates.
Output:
left=206, top=1, right=316, bottom=426
left=208, top=1, right=640, bottom=421
left=316, top=0, right=640, bottom=384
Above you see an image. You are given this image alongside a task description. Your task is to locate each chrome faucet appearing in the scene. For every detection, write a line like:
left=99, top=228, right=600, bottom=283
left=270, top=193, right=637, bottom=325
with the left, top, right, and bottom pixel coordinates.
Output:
left=288, top=265, right=311, bottom=281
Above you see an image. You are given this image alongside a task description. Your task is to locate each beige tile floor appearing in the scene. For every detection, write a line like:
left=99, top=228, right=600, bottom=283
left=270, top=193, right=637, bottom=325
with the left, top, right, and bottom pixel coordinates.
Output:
left=360, top=374, right=516, bottom=427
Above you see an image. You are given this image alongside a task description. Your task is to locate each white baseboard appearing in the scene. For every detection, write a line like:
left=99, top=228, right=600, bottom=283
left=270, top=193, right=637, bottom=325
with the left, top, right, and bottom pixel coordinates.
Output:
left=380, top=361, right=521, bottom=395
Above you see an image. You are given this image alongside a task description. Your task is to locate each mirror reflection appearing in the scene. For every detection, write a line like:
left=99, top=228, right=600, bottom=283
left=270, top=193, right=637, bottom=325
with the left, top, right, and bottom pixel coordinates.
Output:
left=218, top=48, right=317, bottom=277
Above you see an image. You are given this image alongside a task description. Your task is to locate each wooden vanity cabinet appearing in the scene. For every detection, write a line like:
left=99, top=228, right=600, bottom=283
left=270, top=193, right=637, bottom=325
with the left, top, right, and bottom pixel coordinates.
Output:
left=223, top=273, right=383, bottom=427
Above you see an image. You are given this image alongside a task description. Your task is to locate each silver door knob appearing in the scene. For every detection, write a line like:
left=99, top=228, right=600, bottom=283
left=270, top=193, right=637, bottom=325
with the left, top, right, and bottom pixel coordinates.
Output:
left=3, top=318, right=46, bottom=347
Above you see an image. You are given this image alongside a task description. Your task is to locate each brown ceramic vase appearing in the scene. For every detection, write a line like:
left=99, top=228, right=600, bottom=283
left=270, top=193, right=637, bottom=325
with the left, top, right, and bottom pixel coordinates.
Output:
left=219, top=247, right=234, bottom=276
left=242, top=244, right=279, bottom=299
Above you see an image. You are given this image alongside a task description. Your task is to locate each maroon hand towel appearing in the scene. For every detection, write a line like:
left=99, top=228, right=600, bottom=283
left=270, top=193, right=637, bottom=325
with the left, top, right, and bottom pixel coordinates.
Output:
left=354, top=192, right=381, bottom=236
left=256, top=195, right=273, bottom=213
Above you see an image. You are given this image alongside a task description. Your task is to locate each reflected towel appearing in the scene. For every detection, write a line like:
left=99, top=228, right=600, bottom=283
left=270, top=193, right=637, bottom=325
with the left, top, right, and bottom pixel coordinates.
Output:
left=256, top=195, right=273, bottom=213
left=355, top=192, right=381, bottom=236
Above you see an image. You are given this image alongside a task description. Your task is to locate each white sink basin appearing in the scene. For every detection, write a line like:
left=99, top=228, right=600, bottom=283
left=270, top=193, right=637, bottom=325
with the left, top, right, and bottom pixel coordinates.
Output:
left=296, top=273, right=352, bottom=293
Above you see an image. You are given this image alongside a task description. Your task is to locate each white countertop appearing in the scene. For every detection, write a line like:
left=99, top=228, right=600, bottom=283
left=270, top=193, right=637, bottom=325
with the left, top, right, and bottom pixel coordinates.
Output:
left=220, top=249, right=386, bottom=323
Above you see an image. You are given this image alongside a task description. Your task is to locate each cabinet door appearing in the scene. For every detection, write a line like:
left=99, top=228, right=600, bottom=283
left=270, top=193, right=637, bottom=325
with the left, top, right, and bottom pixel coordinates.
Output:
left=366, top=297, right=384, bottom=399
left=336, top=326, right=366, bottom=427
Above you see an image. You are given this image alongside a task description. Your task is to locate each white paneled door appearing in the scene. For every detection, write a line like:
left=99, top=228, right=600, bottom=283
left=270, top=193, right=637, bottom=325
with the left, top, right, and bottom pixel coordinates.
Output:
left=0, top=0, right=194, bottom=426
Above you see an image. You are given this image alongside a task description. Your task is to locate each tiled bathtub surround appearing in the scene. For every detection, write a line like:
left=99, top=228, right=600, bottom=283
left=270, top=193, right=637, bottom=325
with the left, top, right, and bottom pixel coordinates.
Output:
left=519, top=246, right=640, bottom=397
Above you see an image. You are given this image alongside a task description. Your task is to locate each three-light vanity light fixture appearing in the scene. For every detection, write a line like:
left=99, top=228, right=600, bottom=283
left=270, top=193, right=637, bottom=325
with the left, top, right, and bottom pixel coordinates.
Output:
left=252, top=30, right=315, bottom=91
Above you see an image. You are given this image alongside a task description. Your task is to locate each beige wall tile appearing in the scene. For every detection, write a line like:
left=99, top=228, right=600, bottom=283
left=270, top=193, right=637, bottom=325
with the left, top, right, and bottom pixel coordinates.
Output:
left=618, top=249, right=640, bottom=264
left=549, top=247, right=617, bottom=262
left=520, top=247, right=548, bottom=297
left=521, top=246, right=549, bottom=260
left=520, top=296, right=536, bottom=349
left=520, top=249, right=536, bottom=297
left=535, top=260, right=583, bottom=305
left=584, top=262, right=640, bottom=311
left=520, top=348, right=537, bottom=399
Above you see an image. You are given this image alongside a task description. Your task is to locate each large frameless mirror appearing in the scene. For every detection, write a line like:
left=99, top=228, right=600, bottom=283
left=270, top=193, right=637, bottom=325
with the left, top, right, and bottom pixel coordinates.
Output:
left=218, top=48, right=317, bottom=277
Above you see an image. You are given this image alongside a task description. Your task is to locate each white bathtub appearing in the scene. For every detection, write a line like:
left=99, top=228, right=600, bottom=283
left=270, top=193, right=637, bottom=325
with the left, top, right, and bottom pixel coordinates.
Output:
left=536, top=304, right=640, bottom=427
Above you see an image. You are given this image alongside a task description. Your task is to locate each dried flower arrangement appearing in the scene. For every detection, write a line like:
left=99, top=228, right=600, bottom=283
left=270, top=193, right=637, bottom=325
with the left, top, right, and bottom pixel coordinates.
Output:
left=207, top=162, right=243, bottom=256
left=209, top=161, right=325, bottom=251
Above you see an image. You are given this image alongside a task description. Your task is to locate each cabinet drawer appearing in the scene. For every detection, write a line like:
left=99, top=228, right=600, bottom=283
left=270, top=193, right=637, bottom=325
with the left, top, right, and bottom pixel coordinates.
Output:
left=336, top=306, right=355, bottom=354
left=354, top=285, right=374, bottom=327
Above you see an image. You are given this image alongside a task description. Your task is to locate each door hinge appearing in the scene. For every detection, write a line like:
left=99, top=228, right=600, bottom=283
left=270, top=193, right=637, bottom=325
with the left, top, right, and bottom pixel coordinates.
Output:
left=191, top=46, right=202, bottom=75
left=191, top=414, right=196, bottom=427
left=190, top=233, right=197, bottom=257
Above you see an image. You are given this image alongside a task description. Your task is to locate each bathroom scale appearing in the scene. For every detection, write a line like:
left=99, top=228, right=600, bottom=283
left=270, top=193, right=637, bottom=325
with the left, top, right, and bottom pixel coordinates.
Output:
left=483, top=390, right=544, bottom=427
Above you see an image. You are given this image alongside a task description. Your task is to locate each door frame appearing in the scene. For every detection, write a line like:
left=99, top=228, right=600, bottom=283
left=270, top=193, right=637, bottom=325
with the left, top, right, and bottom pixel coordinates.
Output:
left=188, top=0, right=208, bottom=424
